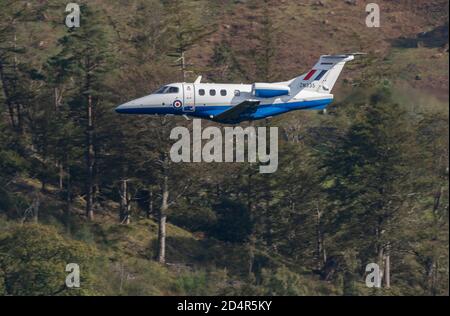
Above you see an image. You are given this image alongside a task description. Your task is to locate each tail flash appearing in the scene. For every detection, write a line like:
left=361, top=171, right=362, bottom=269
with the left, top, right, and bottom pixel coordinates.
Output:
left=292, top=54, right=359, bottom=93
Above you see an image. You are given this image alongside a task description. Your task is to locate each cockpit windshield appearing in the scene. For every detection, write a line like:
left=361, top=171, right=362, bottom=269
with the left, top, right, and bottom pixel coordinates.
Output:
left=153, top=86, right=179, bottom=94
left=154, top=86, right=168, bottom=94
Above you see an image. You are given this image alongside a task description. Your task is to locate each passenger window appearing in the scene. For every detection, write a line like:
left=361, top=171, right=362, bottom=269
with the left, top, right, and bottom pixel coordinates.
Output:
left=166, top=87, right=179, bottom=93
left=199, top=89, right=205, bottom=96
left=234, top=90, right=240, bottom=96
left=210, top=89, right=216, bottom=96
left=220, top=90, right=227, bottom=96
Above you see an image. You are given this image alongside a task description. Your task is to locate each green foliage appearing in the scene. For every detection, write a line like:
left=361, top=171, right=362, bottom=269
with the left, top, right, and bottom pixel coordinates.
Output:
left=0, top=224, right=99, bottom=295
left=260, top=266, right=311, bottom=296
left=229, top=266, right=336, bottom=296
left=0, top=124, right=28, bottom=214
left=95, top=258, right=176, bottom=296
left=170, top=205, right=217, bottom=232
left=174, top=269, right=228, bottom=296
left=208, top=199, right=252, bottom=243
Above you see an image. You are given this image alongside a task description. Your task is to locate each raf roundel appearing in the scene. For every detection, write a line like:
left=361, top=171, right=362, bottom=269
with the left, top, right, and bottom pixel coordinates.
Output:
left=173, top=100, right=183, bottom=108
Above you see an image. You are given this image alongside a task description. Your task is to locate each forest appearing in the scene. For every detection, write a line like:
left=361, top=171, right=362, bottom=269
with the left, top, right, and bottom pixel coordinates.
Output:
left=0, top=0, right=448, bottom=296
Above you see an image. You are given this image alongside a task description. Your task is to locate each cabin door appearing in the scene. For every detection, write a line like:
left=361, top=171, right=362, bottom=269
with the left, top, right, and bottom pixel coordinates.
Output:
left=182, top=83, right=195, bottom=112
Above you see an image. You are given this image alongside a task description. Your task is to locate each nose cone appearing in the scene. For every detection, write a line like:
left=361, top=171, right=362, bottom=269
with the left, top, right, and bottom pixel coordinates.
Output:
left=115, top=104, right=126, bottom=113
left=115, top=100, right=138, bottom=114
left=115, top=95, right=158, bottom=114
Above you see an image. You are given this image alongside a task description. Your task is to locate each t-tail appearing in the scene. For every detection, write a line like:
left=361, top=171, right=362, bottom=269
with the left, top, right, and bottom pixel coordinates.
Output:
left=289, top=53, right=363, bottom=94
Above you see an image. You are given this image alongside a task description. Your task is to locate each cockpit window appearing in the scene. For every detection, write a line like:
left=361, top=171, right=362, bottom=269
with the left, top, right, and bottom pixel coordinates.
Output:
left=153, top=86, right=179, bottom=94
left=154, top=86, right=168, bottom=94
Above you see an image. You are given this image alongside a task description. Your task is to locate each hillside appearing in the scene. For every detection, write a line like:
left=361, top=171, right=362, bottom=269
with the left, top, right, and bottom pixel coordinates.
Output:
left=1, top=179, right=337, bottom=296
left=0, top=0, right=448, bottom=296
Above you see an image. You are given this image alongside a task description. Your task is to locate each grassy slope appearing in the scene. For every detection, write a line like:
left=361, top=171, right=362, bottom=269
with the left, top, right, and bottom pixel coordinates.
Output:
left=6, top=178, right=336, bottom=295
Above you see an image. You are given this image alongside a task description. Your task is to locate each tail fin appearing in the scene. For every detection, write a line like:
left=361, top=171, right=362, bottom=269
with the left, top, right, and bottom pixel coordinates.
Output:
left=290, top=53, right=360, bottom=93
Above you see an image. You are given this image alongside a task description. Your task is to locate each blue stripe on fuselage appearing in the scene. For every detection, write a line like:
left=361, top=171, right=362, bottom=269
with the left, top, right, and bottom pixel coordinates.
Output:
left=116, top=98, right=333, bottom=122
left=254, top=89, right=289, bottom=98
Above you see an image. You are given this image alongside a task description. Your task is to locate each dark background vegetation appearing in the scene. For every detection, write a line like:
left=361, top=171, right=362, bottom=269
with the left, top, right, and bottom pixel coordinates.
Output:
left=0, top=0, right=448, bottom=296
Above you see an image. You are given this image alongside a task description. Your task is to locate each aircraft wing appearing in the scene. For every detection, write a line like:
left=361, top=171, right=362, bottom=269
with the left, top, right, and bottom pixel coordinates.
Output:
left=213, top=100, right=260, bottom=123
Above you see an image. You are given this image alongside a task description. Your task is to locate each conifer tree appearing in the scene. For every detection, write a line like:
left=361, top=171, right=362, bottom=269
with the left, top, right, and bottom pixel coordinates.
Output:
left=0, top=0, right=33, bottom=134
left=320, top=89, right=415, bottom=288
left=50, top=3, right=113, bottom=220
left=164, top=0, right=214, bottom=81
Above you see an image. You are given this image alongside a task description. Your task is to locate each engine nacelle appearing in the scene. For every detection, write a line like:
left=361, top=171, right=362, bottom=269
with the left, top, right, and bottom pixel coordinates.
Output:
left=252, top=83, right=290, bottom=98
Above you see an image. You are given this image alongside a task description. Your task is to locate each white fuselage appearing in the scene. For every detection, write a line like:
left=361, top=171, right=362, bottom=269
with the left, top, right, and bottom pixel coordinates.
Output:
left=116, top=54, right=356, bottom=123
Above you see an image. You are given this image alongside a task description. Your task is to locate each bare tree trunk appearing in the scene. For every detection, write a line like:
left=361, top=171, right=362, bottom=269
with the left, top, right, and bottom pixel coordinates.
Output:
left=247, top=234, right=256, bottom=276
left=58, top=161, right=64, bottom=190
left=16, top=103, right=23, bottom=134
left=157, top=173, right=169, bottom=264
left=32, top=194, right=40, bottom=223
left=120, top=179, right=131, bottom=224
left=54, top=85, right=65, bottom=192
left=12, top=25, right=23, bottom=135
left=432, top=261, right=438, bottom=296
left=429, top=186, right=443, bottom=295
left=66, top=167, right=72, bottom=234
left=54, top=87, right=61, bottom=110
left=0, top=61, right=17, bottom=129
left=377, top=245, right=384, bottom=282
left=385, top=243, right=391, bottom=289
left=147, top=187, right=154, bottom=219
left=246, top=171, right=255, bottom=277
left=315, top=203, right=326, bottom=270
left=181, top=51, right=186, bottom=81
left=86, top=94, right=94, bottom=220
left=265, top=198, right=273, bottom=250
left=376, top=221, right=385, bottom=285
